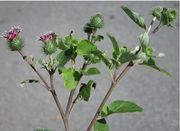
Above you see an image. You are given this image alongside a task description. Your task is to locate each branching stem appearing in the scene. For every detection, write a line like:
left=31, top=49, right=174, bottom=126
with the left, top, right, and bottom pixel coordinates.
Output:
left=65, top=61, right=88, bottom=117
left=86, top=62, right=134, bottom=131
left=150, top=23, right=161, bottom=35
left=18, top=50, right=50, bottom=91
left=65, top=34, right=92, bottom=117
left=86, top=17, right=158, bottom=131
left=147, top=17, right=156, bottom=33
left=65, top=89, right=75, bottom=117
left=19, top=50, right=69, bottom=131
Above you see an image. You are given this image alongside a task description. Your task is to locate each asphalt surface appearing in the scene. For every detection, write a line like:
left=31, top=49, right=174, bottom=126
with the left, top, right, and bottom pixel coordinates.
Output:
left=0, top=1, right=179, bottom=131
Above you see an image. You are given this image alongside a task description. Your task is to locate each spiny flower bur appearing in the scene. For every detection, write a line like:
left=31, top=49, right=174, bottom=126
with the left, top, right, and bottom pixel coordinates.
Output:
left=38, top=32, right=57, bottom=55
left=1, top=26, right=24, bottom=51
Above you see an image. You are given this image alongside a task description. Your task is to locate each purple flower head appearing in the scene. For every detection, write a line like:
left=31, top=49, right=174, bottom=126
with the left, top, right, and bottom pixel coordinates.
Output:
left=1, top=26, right=22, bottom=40
left=38, top=32, right=55, bottom=42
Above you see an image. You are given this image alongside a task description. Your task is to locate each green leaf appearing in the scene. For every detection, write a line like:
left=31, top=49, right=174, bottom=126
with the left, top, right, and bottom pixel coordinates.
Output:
left=119, top=51, right=138, bottom=64
left=158, top=8, right=177, bottom=27
left=109, top=100, right=143, bottom=114
left=121, top=6, right=146, bottom=30
left=139, top=32, right=149, bottom=45
left=136, top=52, right=149, bottom=64
left=156, top=8, right=177, bottom=27
left=34, top=129, right=52, bottom=131
left=53, top=34, right=68, bottom=50
left=107, top=34, right=138, bottom=65
left=92, top=50, right=113, bottom=69
left=86, top=53, right=101, bottom=64
left=80, top=85, right=91, bottom=102
left=94, top=118, right=109, bottom=131
left=78, top=80, right=95, bottom=101
left=101, top=100, right=143, bottom=117
left=64, top=34, right=78, bottom=46
left=168, top=9, right=177, bottom=22
left=61, top=68, right=81, bottom=90
left=101, top=104, right=110, bottom=117
left=167, top=9, right=177, bottom=26
left=58, top=39, right=69, bottom=50
left=139, top=32, right=149, bottom=52
left=111, top=58, right=121, bottom=69
left=20, top=79, right=39, bottom=88
left=56, top=48, right=75, bottom=68
left=80, top=85, right=91, bottom=101
left=107, top=33, right=120, bottom=56
left=142, top=57, right=171, bottom=76
left=76, top=40, right=97, bottom=56
left=83, top=22, right=94, bottom=34
left=139, top=33, right=156, bottom=58
left=160, top=8, right=169, bottom=26
left=93, top=35, right=104, bottom=42
left=85, top=67, right=100, bottom=75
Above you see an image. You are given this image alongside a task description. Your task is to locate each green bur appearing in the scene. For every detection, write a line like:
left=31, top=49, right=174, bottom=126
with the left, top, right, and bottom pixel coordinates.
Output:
left=43, top=41, right=56, bottom=55
left=8, top=37, right=24, bottom=51
left=89, top=14, right=104, bottom=29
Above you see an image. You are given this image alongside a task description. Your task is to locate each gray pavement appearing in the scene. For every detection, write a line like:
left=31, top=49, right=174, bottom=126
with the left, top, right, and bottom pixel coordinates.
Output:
left=0, top=1, right=179, bottom=131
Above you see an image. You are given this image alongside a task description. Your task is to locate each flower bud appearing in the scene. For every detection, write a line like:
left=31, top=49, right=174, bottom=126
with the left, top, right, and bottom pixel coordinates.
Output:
left=38, top=32, right=56, bottom=55
left=8, top=37, right=24, bottom=51
left=1, top=26, right=24, bottom=51
left=88, top=53, right=101, bottom=64
left=168, top=9, right=177, bottom=22
left=43, top=41, right=56, bottom=55
left=152, top=6, right=163, bottom=19
left=38, top=32, right=54, bottom=43
left=136, top=52, right=148, bottom=64
left=146, top=47, right=154, bottom=57
left=89, top=14, right=104, bottom=29
left=83, top=23, right=94, bottom=34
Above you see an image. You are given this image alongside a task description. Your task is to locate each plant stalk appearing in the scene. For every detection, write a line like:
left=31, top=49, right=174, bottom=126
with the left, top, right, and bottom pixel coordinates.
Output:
left=65, top=61, right=88, bottom=117
left=86, top=17, right=157, bottom=130
left=86, top=62, right=134, bottom=131
left=147, top=17, right=156, bottom=33
left=65, top=33, right=91, bottom=117
left=51, top=90, right=69, bottom=131
left=150, top=23, right=161, bottom=35
left=50, top=74, right=69, bottom=131
left=18, top=50, right=50, bottom=90
left=65, top=89, right=75, bottom=117
left=19, top=50, right=69, bottom=131
left=65, top=60, right=76, bottom=117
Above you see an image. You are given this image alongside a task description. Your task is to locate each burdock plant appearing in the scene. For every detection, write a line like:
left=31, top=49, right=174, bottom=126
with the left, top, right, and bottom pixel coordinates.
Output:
left=1, top=5, right=177, bottom=131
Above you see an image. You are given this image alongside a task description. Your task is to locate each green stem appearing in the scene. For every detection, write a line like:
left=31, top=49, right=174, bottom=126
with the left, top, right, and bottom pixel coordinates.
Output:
left=50, top=54, right=54, bottom=67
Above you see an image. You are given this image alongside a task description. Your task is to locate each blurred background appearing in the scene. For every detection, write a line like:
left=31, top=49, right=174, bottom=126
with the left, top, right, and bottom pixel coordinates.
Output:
left=0, top=1, right=179, bottom=131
